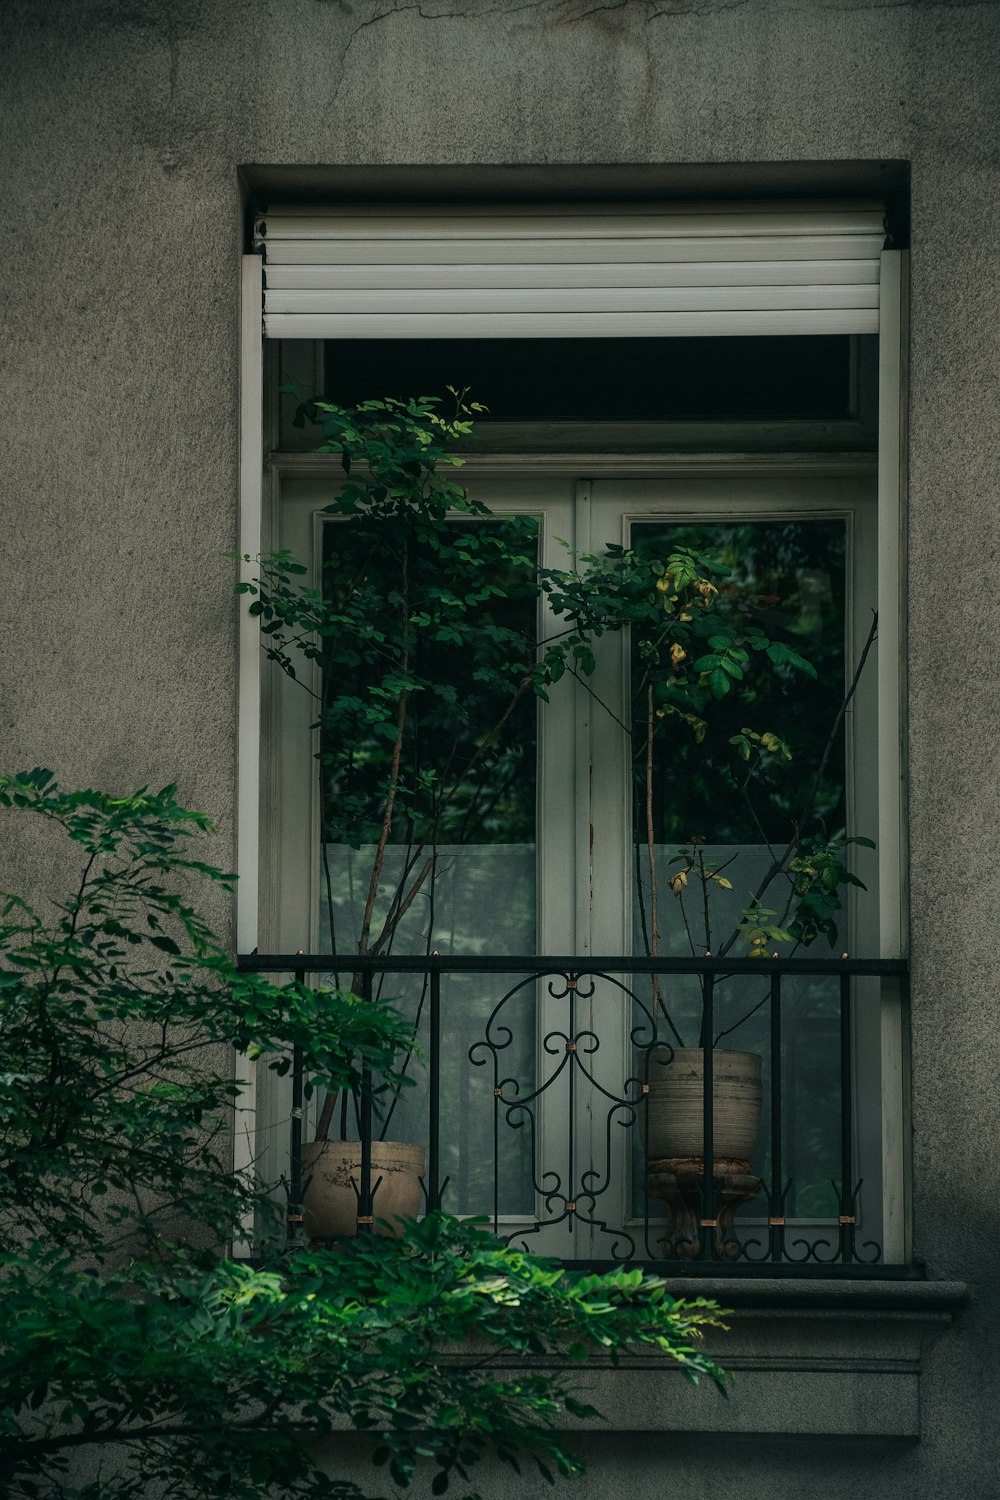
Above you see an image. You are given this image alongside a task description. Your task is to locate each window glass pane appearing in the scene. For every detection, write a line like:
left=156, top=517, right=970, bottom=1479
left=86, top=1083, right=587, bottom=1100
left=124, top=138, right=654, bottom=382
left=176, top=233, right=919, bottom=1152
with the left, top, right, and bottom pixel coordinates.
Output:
left=317, top=518, right=538, bottom=1216
left=633, top=519, right=847, bottom=847
left=629, top=518, right=851, bottom=1223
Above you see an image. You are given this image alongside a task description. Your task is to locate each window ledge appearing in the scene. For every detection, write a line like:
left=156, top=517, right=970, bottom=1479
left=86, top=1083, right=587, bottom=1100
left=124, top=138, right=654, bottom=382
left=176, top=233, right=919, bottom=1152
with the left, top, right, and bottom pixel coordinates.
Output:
left=653, top=1274, right=969, bottom=1314
left=494, top=1278, right=969, bottom=1439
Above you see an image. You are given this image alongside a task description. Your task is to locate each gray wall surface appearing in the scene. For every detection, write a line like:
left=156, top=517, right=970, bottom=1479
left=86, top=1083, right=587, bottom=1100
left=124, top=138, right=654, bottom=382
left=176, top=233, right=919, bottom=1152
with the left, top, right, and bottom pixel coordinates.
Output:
left=2, top=1, right=999, bottom=1495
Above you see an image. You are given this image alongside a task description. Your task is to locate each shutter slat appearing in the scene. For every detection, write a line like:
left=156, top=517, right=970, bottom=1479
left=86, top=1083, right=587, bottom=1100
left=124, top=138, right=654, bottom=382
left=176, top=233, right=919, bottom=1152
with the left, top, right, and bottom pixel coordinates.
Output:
left=267, top=284, right=879, bottom=316
left=263, top=209, right=885, bottom=241
left=267, top=259, right=880, bottom=291
left=266, top=235, right=885, bottom=267
left=271, top=310, right=879, bottom=339
left=258, top=204, right=884, bottom=339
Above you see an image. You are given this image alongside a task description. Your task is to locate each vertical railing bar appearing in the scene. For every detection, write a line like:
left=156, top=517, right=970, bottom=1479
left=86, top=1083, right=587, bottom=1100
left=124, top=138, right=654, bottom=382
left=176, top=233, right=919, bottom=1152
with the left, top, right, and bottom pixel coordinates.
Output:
left=428, top=962, right=441, bottom=1213
left=839, top=969, right=853, bottom=1262
left=769, top=970, right=782, bottom=1264
left=567, top=975, right=576, bottom=1230
left=289, top=963, right=306, bottom=1248
left=492, top=975, right=500, bottom=1235
left=642, top=1040, right=655, bottom=1259
left=358, top=967, right=374, bottom=1235
left=702, top=972, right=715, bottom=1257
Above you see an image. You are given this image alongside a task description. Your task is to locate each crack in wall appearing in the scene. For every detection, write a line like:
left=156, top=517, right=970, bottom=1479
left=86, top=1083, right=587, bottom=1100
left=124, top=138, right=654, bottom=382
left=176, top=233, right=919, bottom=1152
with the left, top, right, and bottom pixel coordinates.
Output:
left=331, top=0, right=997, bottom=108
left=332, top=0, right=742, bottom=81
left=335, top=2, right=483, bottom=98
left=558, top=0, right=751, bottom=20
left=331, top=0, right=1000, bottom=31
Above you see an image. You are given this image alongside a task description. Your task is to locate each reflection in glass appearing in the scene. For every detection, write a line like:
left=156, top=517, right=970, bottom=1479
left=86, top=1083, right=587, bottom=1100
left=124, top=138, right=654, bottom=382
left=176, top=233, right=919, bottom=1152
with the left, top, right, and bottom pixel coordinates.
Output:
left=317, top=521, right=539, bottom=1216
left=630, top=520, right=850, bottom=1220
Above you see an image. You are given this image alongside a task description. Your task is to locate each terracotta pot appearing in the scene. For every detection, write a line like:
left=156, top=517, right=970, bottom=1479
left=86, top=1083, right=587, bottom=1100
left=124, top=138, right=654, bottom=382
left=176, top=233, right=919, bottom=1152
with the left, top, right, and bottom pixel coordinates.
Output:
left=642, top=1048, right=762, bottom=1172
left=301, top=1139, right=425, bottom=1241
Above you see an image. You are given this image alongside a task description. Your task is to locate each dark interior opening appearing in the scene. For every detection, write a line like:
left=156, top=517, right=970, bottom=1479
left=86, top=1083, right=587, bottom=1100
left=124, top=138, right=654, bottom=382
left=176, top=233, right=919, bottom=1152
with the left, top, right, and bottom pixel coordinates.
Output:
left=321, top=335, right=860, bottom=424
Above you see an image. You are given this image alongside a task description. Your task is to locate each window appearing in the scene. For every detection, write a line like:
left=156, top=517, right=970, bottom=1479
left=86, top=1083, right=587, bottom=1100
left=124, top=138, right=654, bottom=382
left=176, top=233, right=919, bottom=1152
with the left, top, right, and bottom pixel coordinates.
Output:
left=239, top=202, right=908, bottom=1266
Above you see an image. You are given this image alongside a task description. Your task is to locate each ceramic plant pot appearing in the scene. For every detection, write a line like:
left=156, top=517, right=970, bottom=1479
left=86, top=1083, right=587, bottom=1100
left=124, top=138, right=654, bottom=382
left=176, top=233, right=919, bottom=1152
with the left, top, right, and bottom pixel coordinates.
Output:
left=301, top=1139, right=425, bottom=1241
left=642, top=1048, right=762, bottom=1173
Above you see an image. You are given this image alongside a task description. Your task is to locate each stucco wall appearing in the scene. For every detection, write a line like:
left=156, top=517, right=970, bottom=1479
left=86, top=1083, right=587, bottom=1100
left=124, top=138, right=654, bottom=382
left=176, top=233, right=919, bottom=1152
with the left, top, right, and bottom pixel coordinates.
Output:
left=2, top=1, right=999, bottom=1494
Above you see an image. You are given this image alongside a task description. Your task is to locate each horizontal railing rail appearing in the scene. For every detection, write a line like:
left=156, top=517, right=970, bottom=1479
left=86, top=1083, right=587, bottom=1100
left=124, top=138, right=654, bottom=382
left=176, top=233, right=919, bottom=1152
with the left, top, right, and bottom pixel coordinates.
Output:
left=237, top=952, right=908, bottom=1276
left=240, top=954, right=908, bottom=975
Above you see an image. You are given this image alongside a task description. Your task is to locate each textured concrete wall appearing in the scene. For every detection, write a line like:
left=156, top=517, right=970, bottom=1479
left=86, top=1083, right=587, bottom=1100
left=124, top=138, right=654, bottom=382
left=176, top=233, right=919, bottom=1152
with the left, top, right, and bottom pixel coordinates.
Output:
left=2, top=1, right=999, bottom=1495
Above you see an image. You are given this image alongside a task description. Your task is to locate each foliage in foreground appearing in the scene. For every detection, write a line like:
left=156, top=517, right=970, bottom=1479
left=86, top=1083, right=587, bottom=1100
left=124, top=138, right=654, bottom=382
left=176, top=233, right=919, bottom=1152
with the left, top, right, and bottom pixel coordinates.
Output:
left=0, top=770, right=414, bottom=1259
left=1, top=1220, right=727, bottom=1500
left=0, top=772, right=728, bottom=1499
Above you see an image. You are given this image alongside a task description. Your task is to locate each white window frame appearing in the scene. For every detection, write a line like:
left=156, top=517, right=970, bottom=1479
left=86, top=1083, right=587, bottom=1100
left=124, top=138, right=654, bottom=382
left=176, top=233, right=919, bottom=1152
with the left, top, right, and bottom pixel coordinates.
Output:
left=236, top=241, right=909, bottom=1265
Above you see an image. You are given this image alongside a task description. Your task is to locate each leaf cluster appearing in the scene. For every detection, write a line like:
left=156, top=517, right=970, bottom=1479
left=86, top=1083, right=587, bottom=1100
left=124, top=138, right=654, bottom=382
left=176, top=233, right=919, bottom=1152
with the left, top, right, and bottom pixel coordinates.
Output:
left=0, top=770, right=415, bottom=1259
left=236, top=396, right=557, bottom=853
left=545, top=540, right=867, bottom=968
left=786, top=832, right=876, bottom=947
left=0, top=771, right=729, bottom=1500
left=543, top=540, right=814, bottom=726
left=1, top=1218, right=727, bottom=1500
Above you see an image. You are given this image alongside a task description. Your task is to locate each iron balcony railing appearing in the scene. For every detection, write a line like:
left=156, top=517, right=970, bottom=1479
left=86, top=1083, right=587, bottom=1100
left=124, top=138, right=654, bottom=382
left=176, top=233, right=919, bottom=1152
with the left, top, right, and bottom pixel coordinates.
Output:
left=237, top=953, right=910, bottom=1278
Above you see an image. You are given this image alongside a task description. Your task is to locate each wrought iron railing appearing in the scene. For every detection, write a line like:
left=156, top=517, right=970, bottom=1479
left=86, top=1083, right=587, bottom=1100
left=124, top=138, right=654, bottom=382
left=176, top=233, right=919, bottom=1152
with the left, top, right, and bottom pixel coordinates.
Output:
left=237, top=953, right=909, bottom=1277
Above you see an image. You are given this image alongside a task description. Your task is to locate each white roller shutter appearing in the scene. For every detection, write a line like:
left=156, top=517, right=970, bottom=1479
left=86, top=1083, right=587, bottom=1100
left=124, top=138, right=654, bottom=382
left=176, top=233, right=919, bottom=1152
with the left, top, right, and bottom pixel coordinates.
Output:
left=255, top=203, right=885, bottom=340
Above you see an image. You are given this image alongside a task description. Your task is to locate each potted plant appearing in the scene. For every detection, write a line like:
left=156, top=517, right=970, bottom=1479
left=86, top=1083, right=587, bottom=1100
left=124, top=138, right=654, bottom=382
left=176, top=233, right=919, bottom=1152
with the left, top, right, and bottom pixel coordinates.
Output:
left=603, top=535, right=878, bottom=1179
left=239, top=393, right=612, bottom=1237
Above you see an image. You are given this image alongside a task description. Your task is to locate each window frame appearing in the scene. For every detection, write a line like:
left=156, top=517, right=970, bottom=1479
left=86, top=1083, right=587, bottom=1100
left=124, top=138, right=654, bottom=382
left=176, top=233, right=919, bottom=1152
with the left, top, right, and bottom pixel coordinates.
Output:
left=236, top=244, right=910, bottom=1266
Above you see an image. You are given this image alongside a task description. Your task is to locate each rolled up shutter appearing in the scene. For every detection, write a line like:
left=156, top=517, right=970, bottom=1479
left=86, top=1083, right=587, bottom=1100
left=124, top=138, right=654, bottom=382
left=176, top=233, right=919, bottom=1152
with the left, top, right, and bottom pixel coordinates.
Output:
left=255, top=203, right=885, bottom=340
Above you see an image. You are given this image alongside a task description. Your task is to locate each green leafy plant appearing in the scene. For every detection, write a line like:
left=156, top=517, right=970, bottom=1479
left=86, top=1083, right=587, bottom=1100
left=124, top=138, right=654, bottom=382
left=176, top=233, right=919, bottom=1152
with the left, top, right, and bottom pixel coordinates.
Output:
left=0, top=771, right=728, bottom=1500
left=0, top=769, right=415, bottom=1258
left=543, top=527, right=877, bottom=1049
left=239, top=392, right=649, bottom=1143
left=239, top=394, right=877, bottom=1084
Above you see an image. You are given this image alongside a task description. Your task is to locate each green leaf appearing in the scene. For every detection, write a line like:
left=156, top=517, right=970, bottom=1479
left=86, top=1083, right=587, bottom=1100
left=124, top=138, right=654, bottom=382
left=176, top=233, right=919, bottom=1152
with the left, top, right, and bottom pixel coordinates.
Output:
left=149, top=934, right=181, bottom=955
left=766, top=640, right=817, bottom=678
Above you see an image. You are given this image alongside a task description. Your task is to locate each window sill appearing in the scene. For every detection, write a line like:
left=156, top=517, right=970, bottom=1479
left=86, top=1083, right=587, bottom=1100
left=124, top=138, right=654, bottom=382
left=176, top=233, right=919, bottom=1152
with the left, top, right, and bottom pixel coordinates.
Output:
left=491, top=1277, right=969, bottom=1439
